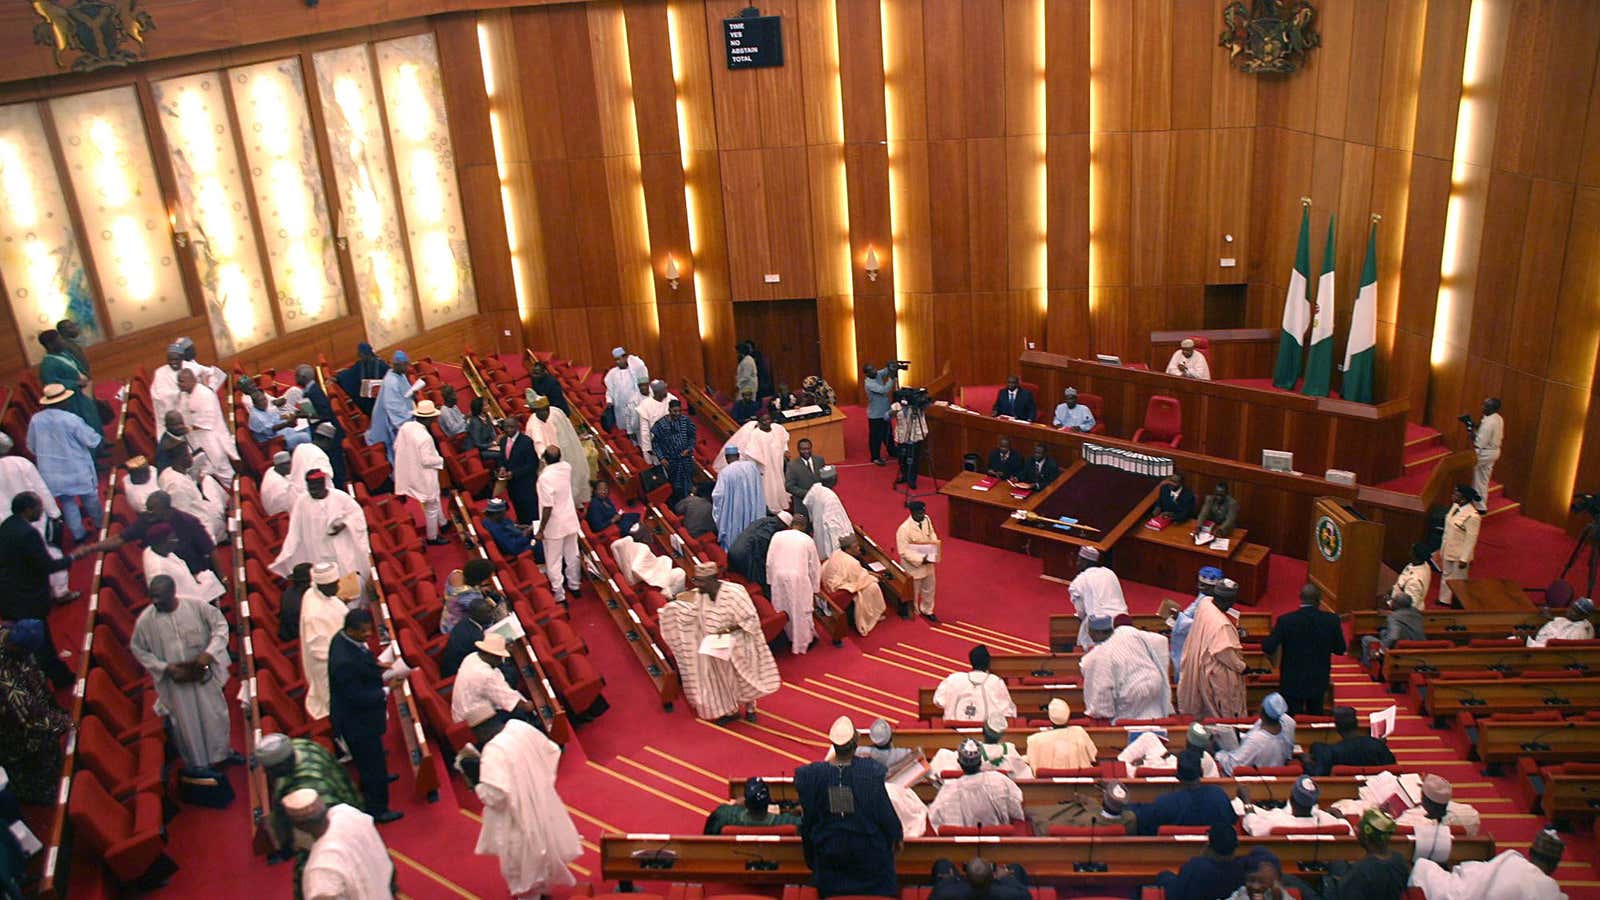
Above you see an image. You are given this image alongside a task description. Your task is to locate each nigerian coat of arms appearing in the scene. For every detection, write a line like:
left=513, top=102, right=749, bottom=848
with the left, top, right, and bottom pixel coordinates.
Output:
left=1220, top=0, right=1319, bottom=75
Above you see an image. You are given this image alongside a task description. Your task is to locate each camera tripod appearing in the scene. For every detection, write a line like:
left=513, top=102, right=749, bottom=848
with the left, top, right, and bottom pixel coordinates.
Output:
left=1559, top=517, right=1600, bottom=598
left=893, top=408, right=941, bottom=503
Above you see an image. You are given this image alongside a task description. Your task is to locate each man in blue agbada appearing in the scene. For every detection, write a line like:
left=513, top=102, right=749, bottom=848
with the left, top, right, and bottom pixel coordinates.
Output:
left=712, top=446, right=766, bottom=550
left=26, top=384, right=103, bottom=541
left=364, top=351, right=418, bottom=462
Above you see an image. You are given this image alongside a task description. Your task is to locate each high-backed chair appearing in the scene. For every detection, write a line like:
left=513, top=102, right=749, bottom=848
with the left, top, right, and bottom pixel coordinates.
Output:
left=1131, top=395, right=1182, bottom=448
left=1077, top=392, right=1107, bottom=435
left=66, top=770, right=169, bottom=885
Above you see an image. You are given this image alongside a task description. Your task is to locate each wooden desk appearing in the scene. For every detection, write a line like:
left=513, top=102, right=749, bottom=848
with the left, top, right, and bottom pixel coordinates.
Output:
left=777, top=407, right=846, bottom=461
left=1477, top=719, right=1600, bottom=765
left=1537, top=770, right=1600, bottom=824
left=1422, top=677, right=1600, bottom=720
left=999, top=461, right=1162, bottom=565
left=938, top=470, right=1048, bottom=551
left=599, top=834, right=1495, bottom=886
left=917, top=684, right=1326, bottom=729
left=1150, top=328, right=1279, bottom=381
left=1381, top=645, right=1600, bottom=685
left=1116, top=523, right=1270, bottom=603
left=1018, top=350, right=1409, bottom=484
left=987, top=650, right=1275, bottom=682
left=925, top=403, right=1359, bottom=557
left=1348, top=608, right=1555, bottom=642
left=727, top=774, right=1369, bottom=807
left=1447, top=578, right=1535, bottom=612
left=1049, top=613, right=1274, bottom=651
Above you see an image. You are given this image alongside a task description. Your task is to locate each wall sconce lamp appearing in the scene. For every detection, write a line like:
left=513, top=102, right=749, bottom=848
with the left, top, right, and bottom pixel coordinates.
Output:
left=169, top=210, right=189, bottom=249
left=864, top=246, right=880, bottom=282
left=665, top=255, right=681, bottom=291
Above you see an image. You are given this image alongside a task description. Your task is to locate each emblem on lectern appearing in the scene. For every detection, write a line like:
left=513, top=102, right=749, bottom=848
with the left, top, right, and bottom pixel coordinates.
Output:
left=1315, top=515, right=1343, bottom=562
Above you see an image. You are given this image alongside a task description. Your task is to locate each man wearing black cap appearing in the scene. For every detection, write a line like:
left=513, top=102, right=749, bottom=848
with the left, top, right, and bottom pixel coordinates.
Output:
left=1306, top=706, right=1395, bottom=776
left=704, top=777, right=802, bottom=834
left=896, top=500, right=940, bottom=620
left=1153, top=822, right=1246, bottom=900
left=795, top=717, right=902, bottom=897
left=1260, top=583, right=1346, bottom=715
left=481, top=497, right=538, bottom=559
left=1438, top=484, right=1482, bottom=607
left=1128, top=749, right=1235, bottom=835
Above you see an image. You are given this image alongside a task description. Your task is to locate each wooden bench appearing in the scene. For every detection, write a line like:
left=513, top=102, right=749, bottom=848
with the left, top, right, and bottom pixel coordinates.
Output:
left=1048, top=613, right=1272, bottom=652
left=1476, top=717, right=1600, bottom=766
left=724, top=775, right=1372, bottom=807
left=599, top=834, right=1495, bottom=887
left=989, top=650, right=1276, bottom=682
left=1349, top=608, right=1559, bottom=643
left=1420, top=676, right=1600, bottom=722
left=915, top=684, right=1319, bottom=724
left=1380, top=645, right=1600, bottom=687
left=851, top=724, right=1348, bottom=759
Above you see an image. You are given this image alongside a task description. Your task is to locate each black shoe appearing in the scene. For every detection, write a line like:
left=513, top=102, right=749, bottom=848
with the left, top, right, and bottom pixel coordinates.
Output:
left=893, top=475, right=906, bottom=485
left=426, top=537, right=449, bottom=546
left=873, top=458, right=887, bottom=466
left=386, top=773, right=400, bottom=783
left=743, top=709, right=758, bottom=723
left=219, top=751, right=246, bottom=767
left=921, top=613, right=939, bottom=624
left=372, top=809, right=405, bottom=825
left=713, top=714, right=739, bottom=726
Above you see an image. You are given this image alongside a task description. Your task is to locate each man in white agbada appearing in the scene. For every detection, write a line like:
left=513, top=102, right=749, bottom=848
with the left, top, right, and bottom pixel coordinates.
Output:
left=1119, top=722, right=1220, bottom=778
left=802, top=467, right=853, bottom=559
left=175, top=336, right=227, bottom=392
left=634, top=380, right=676, bottom=463
left=282, top=789, right=394, bottom=900
left=261, top=451, right=295, bottom=517
left=1079, top=615, right=1173, bottom=722
left=271, top=470, right=372, bottom=580
left=1396, top=774, right=1482, bottom=836
left=834, top=718, right=930, bottom=838
left=610, top=535, right=686, bottom=596
left=142, top=525, right=224, bottom=605
left=451, top=634, right=534, bottom=723
left=393, top=401, right=447, bottom=543
left=536, top=446, right=583, bottom=605
left=151, top=345, right=186, bottom=429
left=896, top=500, right=940, bottom=618
left=1023, top=699, right=1098, bottom=772
left=300, top=563, right=352, bottom=720
left=289, top=440, right=333, bottom=498
left=766, top=514, right=822, bottom=654
left=175, top=368, right=237, bottom=481
left=1528, top=597, right=1595, bottom=647
left=522, top=396, right=591, bottom=504
left=737, top=411, right=791, bottom=513
left=933, top=645, right=1017, bottom=722
left=123, top=457, right=159, bottom=519
left=604, top=352, right=645, bottom=439
left=1069, top=547, right=1126, bottom=649
left=1238, top=776, right=1352, bottom=836
left=659, top=562, right=781, bottom=722
left=129, top=576, right=235, bottom=768
left=0, top=433, right=71, bottom=599
left=1215, top=692, right=1296, bottom=776
left=1165, top=338, right=1212, bottom=380
left=1410, top=827, right=1567, bottom=900
left=820, top=534, right=888, bottom=637
left=927, top=739, right=1025, bottom=831
left=158, top=446, right=228, bottom=543
left=463, top=702, right=582, bottom=897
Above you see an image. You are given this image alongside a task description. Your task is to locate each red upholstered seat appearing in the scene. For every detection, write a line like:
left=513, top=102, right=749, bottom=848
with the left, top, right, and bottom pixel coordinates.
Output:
left=1268, top=823, right=1351, bottom=836
left=84, top=669, right=164, bottom=743
left=408, top=670, right=472, bottom=755
left=1132, top=395, right=1182, bottom=448
left=255, top=670, right=332, bottom=740
left=92, top=624, right=150, bottom=690
left=67, top=770, right=168, bottom=885
left=1156, top=825, right=1210, bottom=835
left=722, top=825, right=799, bottom=835
left=1467, top=638, right=1523, bottom=648
left=76, top=714, right=165, bottom=800
left=1231, top=764, right=1304, bottom=777
left=1077, top=392, right=1108, bottom=435
left=1186, top=336, right=1210, bottom=353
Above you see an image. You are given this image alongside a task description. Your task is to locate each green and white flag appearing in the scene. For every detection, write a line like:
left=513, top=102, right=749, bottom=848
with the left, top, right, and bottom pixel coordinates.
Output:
left=1341, top=223, right=1379, bottom=403
left=1272, top=204, right=1312, bottom=390
left=1302, top=214, right=1337, bottom=397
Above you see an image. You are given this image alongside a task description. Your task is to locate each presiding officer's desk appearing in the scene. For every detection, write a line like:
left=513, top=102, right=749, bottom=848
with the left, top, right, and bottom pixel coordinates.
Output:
left=1019, top=350, right=1409, bottom=484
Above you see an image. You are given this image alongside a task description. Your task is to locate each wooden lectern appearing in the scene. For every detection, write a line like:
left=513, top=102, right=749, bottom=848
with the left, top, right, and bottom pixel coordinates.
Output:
left=1307, top=497, right=1385, bottom=613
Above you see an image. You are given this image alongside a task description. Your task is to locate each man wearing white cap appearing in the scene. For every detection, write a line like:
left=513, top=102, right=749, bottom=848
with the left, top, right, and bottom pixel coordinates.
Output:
left=536, top=445, right=583, bottom=605
left=1052, top=388, right=1096, bottom=432
left=272, top=470, right=371, bottom=583
left=363, top=351, right=419, bottom=463
left=659, top=561, right=780, bottom=723
left=1397, top=774, right=1481, bottom=836
left=392, top=400, right=447, bottom=545
left=604, top=349, right=645, bottom=439
left=0, top=432, right=71, bottom=600
left=300, top=562, right=353, bottom=719
left=282, top=788, right=395, bottom=900
left=820, top=534, right=888, bottom=637
left=1165, top=338, right=1211, bottom=380
left=1239, top=776, right=1352, bottom=836
left=451, top=633, right=533, bottom=723
left=1528, top=596, right=1595, bottom=647
left=634, top=380, right=676, bottom=463
left=803, top=466, right=853, bottom=559
left=151, top=345, right=185, bottom=427
left=933, top=645, right=1016, bottom=723
left=1080, top=615, right=1172, bottom=723
left=1214, top=692, right=1295, bottom=776
left=931, top=715, right=1033, bottom=780
left=1410, top=826, right=1564, bottom=900
left=795, top=717, right=902, bottom=897
left=713, top=446, right=766, bottom=550
left=1023, top=699, right=1098, bottom=772
left=463, top=702, right=581, bottom=897
left=928, top=739, right=1025, bottom=831
left=1068, top=547, right=1126, bottom=649
left=261, top=451, right=295, bottom=517
left=767, top=513, right=824, bottom=654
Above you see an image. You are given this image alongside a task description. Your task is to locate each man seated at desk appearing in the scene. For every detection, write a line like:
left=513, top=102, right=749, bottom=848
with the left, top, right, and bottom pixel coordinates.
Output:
left=991, top=375, right=1036, bottom=422
left=1197, top=480, right=1240, bottom=539
left=985, top=437, right=1024, bottom=481
left=1017, top=443, right=1060, bottom=492
left=1051, top=387, right=1096, bottom=433
left=1151, top=472, right=1198, bottom=524
left=1166, top=338, right=1212, bottom=380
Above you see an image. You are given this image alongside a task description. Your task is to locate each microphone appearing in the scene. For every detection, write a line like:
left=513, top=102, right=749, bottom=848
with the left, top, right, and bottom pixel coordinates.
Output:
left=1073, top=819, right=1108, bottom=873
left=1518, top=722, right=1576, bottom=753
left=631, top=839, right=679, bottom=870
left=1442, top=685, right=1485, bottom=708
left=1532, top=684, right=1571, bottom=707
left=732, top=847, right=781, bottom=871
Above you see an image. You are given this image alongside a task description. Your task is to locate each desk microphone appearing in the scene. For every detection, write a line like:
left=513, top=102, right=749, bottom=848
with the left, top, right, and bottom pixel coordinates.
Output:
left=1447, top=686, right=1486, bottom=708
left=1073, top=820, right=1108, bottom=873
left=1532, top=684, right=1572, bottom=707
left=733, top=847, right=781, bottom=872
left=1519, top=722, right=1577, bottom=753
left=631, top=840, right=679, bottom=870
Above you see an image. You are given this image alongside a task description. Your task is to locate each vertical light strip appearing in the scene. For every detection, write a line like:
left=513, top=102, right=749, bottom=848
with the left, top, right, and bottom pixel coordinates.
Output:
left=666, top=2, right=707, bottom=336
left=880, top=0, right=905, bottom=359
left=1034, top=0, right=1047, bottom=311
left=609, top=7, right=660, bottom=339
left=822, top=0, right=858, bottom=380
left=478, top=22, right=531, bottom=324
left=1086, top=0, right=1103, bottom=312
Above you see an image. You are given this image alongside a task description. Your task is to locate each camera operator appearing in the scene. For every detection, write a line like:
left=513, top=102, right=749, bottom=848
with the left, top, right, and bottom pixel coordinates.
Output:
left=1458, top=397, right=1502, bottom=514
left=892, top=387, right=931, bottom=490
left=863, top=362, right=901, bottom=466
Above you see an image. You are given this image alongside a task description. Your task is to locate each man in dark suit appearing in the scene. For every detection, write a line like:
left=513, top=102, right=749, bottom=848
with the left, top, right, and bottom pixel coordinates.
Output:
left=991, top=375, right=1037, bottom=422
left=327, top=608, right=403, bottom=823
left=1018, top=443, right=1060, bottom=491
left=0, top=492, right=81, bottom=686
left=1260, top=584, right=1348, bottom=716
left=929, top=857, right=1032, bottom=900
left=985, top=436, right=1024, bottom=480
left=495, top=417, right=540, bottom=526
left=294, top=364, right=339, bottom=438
left=442, top=594, right=497, bottom=679
left=1153, top=472, right=1198, bottom=523
left=785, top=438, right=827, bottom=507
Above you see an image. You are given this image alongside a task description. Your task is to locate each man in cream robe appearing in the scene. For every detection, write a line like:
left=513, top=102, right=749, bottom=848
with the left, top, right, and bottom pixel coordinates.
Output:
left=820, top=535, right=887, bottom=637
left=462, top=707, right=582, bottom=898
left=1439, top=486, right=1482, bottom=607
left=766, top=515, right=822, bottom=654
left=604, top=355, right=644, bottom=439
left=1024, top=698, right=1098, bottom=772
left=524, top=398, right=591, bottom=504
left=176, top=369, right=237, bottom=481
left=896, top=500, right=940, bottom=618
left=1528, top=597, right=1595, bottom=648
left=158, top=447, right=228, bottom=543
left=261, top=451, right=295, bottom=517
left=130, top=576, right=234, bottom=768
left=272, top=471, right=372, bottom=581
left=928, top=739, right=1025, bottom=831
left=392, top=406, right=445, bottom=542
left=610, top=535, right=686, bottom=597
left=0, top=433, right=70, bottom=598
left=151, top=345, right=185, bottom=430
left=933, top=645, right=1016, bottom=722
left=1069, top=547, right=1127, bottom=649
left=740, top=412, right=791, bottom=513
left=1410, top=828, right=1566, bottom=900
left=1080, top=616, right=1173, bottom=723
left=633, top=380, right=676, bottom=464
left=658, top=563, right=781, bottom=722
left=142, top=528, right=224, bottom=605
left=1177, top=582, right=1247, bottom=719
left=283, top=790, right=394, bottom=900
left=803, top=468, right=853, bottom=559
left=300, top=563, right=351, bottom=720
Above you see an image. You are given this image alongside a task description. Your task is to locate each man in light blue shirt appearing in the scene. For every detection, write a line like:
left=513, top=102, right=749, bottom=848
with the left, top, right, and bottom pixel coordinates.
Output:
left=862, top=363, right=896, bottom=466
left=364, top=351, right=417, bottom=462
left=1169, top=566, right=1224, bottom=680
left=26, top=384, right=103, bottom=541
left=1052, top=388, right=1096, bottom=432
left=1214, top=692, right=1296, bottom=775
left=246, top=390, right=310, bottom=450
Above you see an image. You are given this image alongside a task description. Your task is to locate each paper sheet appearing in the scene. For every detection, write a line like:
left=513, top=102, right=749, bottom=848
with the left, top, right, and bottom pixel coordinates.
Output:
left=699, top=632, right=735, bottom=660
